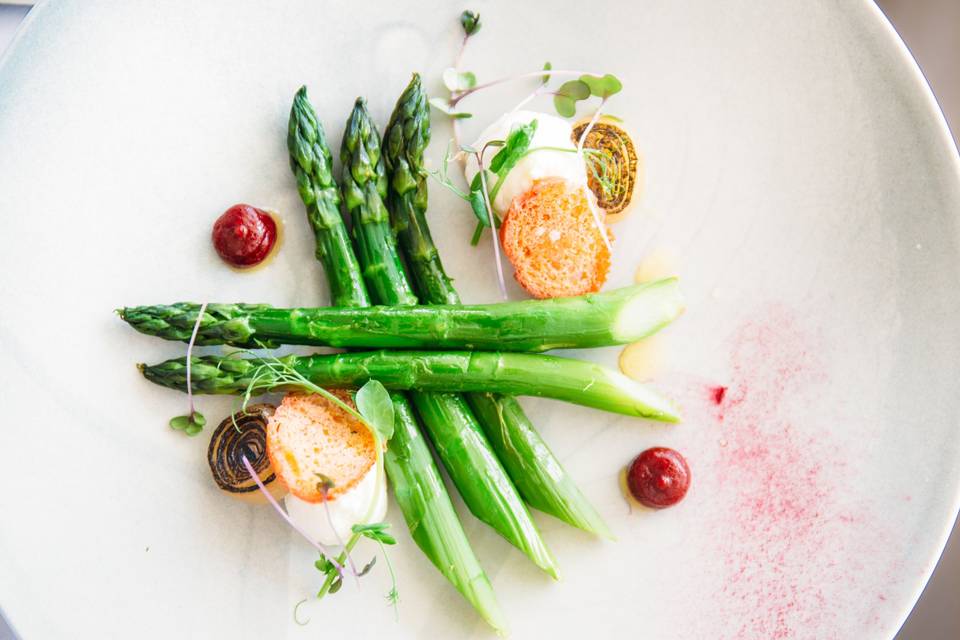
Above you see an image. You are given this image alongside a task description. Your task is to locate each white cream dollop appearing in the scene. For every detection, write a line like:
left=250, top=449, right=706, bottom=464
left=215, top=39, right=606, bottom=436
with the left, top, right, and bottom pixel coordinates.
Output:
left=285, top=464, right=388, bottom=546
left=464, top=110, right=589, bottom=215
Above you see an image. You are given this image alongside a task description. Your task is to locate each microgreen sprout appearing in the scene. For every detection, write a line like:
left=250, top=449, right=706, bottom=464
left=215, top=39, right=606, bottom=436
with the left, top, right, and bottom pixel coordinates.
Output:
left=169, top=302, right=208, bottom=436
left=317, top=474, right=360, bottom=582
left=429, top=10, right=624, bottom=291
left=459, top=10, right=481, bottom=38
left=475, top=159, right=506, bottom=299
left=353, top=522, right=400, bottom=619
left=232, top=357, right=399, bottom=608
left=315, top=521, right=399, bottom=617
left=239, top=455, right=345, bottom=576
left=446, top=10, right=484, bottom=149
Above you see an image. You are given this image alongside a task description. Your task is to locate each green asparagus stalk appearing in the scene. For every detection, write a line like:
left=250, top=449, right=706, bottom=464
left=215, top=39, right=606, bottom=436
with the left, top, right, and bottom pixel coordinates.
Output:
left=289, top=88, right=505, bottom=632
left=386, top=397, right=504, bottom=632
left=118, top=279, right=683, bottom=352
left=289, top=86, right=368, bottom=307
left=140, top=350, right=680, bottom=421
left=384, top=74, right=614, bottom=537
left=340, top=97, right=419, bottom=307
left=339, top=98, right=558, bottom=578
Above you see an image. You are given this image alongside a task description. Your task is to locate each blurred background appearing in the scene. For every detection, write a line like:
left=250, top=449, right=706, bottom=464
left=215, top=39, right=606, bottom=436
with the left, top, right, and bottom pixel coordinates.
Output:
left=0, top=1, right=956, bottom=638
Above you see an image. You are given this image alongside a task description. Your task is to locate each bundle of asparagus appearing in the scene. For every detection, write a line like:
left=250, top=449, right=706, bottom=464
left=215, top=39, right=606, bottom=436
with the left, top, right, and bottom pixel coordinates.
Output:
left=123, top=77, right=684, bottom=632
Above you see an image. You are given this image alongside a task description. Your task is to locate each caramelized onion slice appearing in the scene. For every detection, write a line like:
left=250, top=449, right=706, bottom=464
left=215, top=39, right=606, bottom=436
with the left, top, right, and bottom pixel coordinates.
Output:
left=572, top=117, right=641, bottom=218
left=207, top=404, right=285, bottom=503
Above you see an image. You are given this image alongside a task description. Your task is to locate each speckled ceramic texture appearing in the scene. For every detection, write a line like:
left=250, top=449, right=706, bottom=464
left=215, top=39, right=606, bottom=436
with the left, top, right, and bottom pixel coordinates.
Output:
left=1, top=1, right=958, bottom=638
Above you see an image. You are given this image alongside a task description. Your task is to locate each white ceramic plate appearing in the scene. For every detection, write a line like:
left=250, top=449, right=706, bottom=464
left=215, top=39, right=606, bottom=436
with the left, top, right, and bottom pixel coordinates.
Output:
left=1, top=1, right=958, bottom=638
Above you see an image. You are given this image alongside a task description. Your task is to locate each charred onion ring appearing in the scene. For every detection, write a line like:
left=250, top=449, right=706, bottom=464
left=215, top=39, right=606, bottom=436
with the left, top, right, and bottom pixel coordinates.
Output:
left=572, top=117, right=641, bottom=218
left=207, top=404, right=284, bottom=502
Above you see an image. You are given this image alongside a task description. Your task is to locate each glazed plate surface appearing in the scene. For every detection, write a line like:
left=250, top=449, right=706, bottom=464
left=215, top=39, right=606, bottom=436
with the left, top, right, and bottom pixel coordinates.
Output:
left=1, top=1, right=958, bottom=638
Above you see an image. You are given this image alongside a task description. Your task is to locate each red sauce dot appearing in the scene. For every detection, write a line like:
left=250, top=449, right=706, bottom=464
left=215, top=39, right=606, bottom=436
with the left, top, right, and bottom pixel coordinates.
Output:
left=627, top=447, right=691, bottom=509
left=212, top=204, right=278, bottom=268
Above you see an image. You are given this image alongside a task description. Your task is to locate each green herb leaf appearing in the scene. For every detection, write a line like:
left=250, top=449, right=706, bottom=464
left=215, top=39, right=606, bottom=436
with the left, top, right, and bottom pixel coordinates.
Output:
left=169, top=412, right=206, bottom=436
left=314, top=473, right=336, bottom=496
left=442, top=68, right=477, bottom=92
left=459, top=143, right=478, bottom=154
left=460, top=10, right=481, bottom=36
left=374, top=531, right=397, bottom=545
left=359, top=556, right=377, bottom=577
left=356, top=380, right=395, bottom=442
left=315, top=554, right=331, bottom=572
left=580, top=73, right=623, bottom=98
left=352, top=522, right=389, bottom=535
left=541, top=61, right=552, bottom=86
left=428, top=97, right=472, bottom=119
left=353, top=522, right=397, bottom=545
left=553, top=80, right=590, bottom=117
left=467, top=172, right=492, bottom=227
left=489, top=119, right=538, bottom=175
left=328, top=576, right=343, bottom=595
left=469, top=185, right=490, bottom=227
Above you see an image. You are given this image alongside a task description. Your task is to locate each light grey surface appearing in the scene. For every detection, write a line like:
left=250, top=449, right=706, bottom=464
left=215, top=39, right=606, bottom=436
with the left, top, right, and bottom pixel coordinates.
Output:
left=876, top=3, right=960, bottom=638
left=0, top=11, right=26, bottom=640
left=0, top=2, right=958, bottom=639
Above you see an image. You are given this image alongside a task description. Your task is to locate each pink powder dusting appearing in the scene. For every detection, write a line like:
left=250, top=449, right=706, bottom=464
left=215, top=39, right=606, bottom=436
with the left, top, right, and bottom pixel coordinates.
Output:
left=708, top=306, right=855, bottom=639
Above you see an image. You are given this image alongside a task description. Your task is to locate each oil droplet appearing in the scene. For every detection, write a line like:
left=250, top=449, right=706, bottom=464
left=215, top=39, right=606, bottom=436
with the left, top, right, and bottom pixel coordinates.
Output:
left=634, top=247, right=678, bottom=283
left=619, top=335, right=664, bottom=382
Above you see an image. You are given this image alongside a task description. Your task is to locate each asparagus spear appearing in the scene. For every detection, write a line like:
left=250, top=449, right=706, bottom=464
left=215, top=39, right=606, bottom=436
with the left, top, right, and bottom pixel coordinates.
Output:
left=289, top=86, right=367, bottom=307
left=289, top=87, right=505, bottom=632
left=340, top=98, right=558, bottom=578
left=384, top=75, right=613, bottom=537
left=118, top=279, right=683, bottom=351
left=140, top=350, right=680, bottom=421
left=340, top=97, right=419, bottom=307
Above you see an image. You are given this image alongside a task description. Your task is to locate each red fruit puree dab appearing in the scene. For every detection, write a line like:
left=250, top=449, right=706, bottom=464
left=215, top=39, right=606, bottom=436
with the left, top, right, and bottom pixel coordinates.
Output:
left=212, top=204, right=278, bottom=268
left=626, top=447, right=691, bottom=508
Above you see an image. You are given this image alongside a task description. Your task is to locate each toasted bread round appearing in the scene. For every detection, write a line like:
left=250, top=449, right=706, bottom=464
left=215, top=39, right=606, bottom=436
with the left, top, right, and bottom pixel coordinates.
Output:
left=500, top=177, right=612, bottom=298
left=265, top=391, right=376, bottom=503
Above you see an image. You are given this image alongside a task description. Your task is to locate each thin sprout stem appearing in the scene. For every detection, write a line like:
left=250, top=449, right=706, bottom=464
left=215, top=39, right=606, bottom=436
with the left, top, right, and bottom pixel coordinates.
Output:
left=508, top=86, right=544, bottom=115
left=576, top=100, right=613, bottom=251
left=318, top=532, right=363, bottom=598
left=451, top=69, right=600, bottom=106
left=379, top=540, right=400, bottom=620
left=451, top=33, right=472, bottom=159
left=239, top=456, right=346, bottom=577
left=321, top=486, right=360, bottom=584
left=476, top=157, right=507, bottom=299
left=576, top=100, right=607, bottom=153
left=184, top=302, right=208, bottom=416
left=452, top=120, right=464, bottom=161
left=454, top=33, right=469, bottom=69
left=293, top=598, right=310, bottom=626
